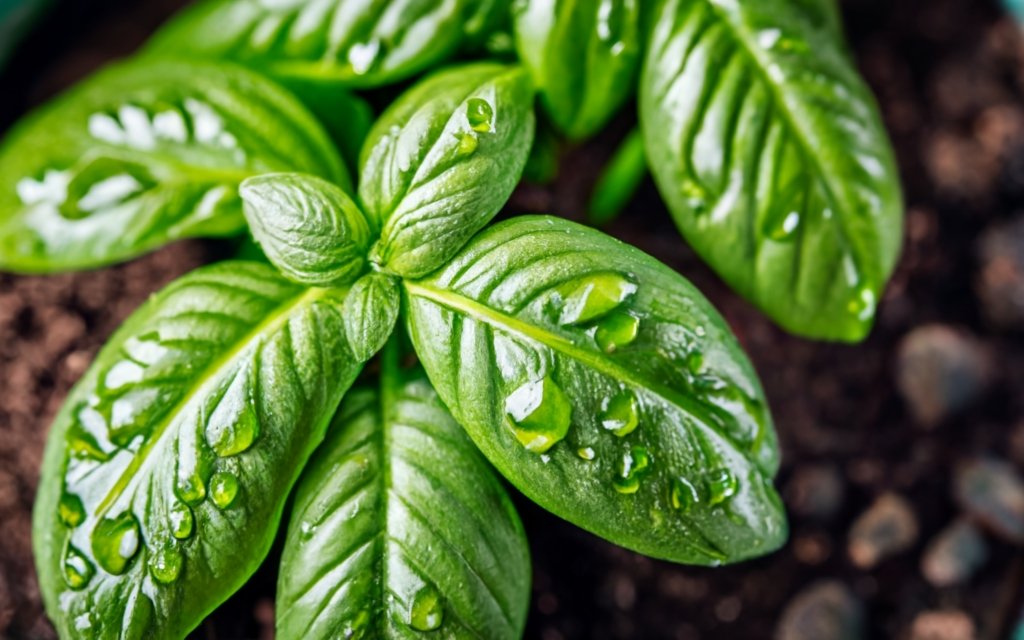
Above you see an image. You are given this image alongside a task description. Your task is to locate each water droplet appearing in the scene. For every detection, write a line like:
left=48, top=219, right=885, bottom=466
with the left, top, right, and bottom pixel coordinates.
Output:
left=169, top=502, right=194, bottom=540
left=148, top=545, right=183, bottom=584
left=205, top=386, right=259, bottom=458
left=670, top=477, right=701, bottom=512
left=91, top=512, right=141, bottom=575
left=455, top=132, right=478, bottom=156
left=176, top=474, right=206, bottom=506
left=505, top=375, right=572, bottom=453
left=62, top=544, right=94, bottom=590
left=613, top=446, right=651, bottom=494
left=465, top=98, right=494, bottom=133
left=706, top=468, right=738, bottom=506
left=58, top=491, right=86, bottom=528
left=600, top=390, right=640, bottom=437
left=594, top=312, right=640, bottom=353
left=577, top=447, right=596, bottom=461
left=409, top=584, right=444, bottom=631
left=210, top=472, right=239, bottom=509
left=765, top=210, right=801, bottom=241
left=847, top=286, right=877, bottom=322
left=558, top=273, right=638, bottom=326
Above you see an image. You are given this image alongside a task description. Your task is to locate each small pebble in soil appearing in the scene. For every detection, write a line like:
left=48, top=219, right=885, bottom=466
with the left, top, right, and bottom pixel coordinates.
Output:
left=774, top=580, right=864, bottom=640
left=976, top=215, right=1024, bottom=328
left=895, top=325, right=992, bottom=426
left=785, top=464, right=845, bottom=520
left=848, top=493, right=919, bottom=569
left=920, top=519, right=988, bottom=587
left=955, top=458, right=1024, bottom=542
left=908, top=610, right=977, bottom=640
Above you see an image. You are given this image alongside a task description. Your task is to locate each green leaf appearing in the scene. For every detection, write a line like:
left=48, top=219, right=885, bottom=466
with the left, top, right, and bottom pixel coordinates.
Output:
left=0, top=59, right=347, bottom=273
left=145, top=0, right=468, bottom=89
left=32, top=261, right=362, bottom=639
left=639, top=0, right=903, bottom=342
left=588, top=127, right=647, bottom=226
left=277, top=355, right=530, bottom=639
left=463, top=0, right=513, bottom=48
left=273, top=77, right=375, bottom=174
left=341, top=272, right=401, bottom=362
left=514, top=0, right=642, bottom=140
left=359, top=63, right=535, bottom=278
left=241, top=173, right=371, bottom=288
left=404, top=216, right=785, bottom=565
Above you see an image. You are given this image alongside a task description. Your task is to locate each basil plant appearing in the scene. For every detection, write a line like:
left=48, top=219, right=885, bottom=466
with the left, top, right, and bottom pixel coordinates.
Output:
left=0, top=0, right=904, bottom=637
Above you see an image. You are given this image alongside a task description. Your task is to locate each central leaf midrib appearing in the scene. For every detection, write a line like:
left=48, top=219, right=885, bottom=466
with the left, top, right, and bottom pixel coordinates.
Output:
left=404, top=281, right=764, bottom=471
left=693, top=0, right=863, bottom=276
left=94, top=285, right=328, bottom=517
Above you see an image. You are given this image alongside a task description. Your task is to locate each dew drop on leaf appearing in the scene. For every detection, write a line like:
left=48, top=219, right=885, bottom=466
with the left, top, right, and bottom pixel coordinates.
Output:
left=613, top=446, right=651, bottom=494
left=91, top=512, right=141, bottom=575
left=148, top=545, right=183, bottom=584
left=409, top=584, right=444, bottom=631
left=505, top=375, right=572, bottom=454
left=175, top=473, right=206, bottom=506
left=169, top=502, right=194, bottom=540
left=600, top=390, right=640, bottom=437
left=705, top=468, right=739, bottom=506
left=557, top=273, right=638, bottom=326
left=465, top=98, right=494, bottom=133
left=206, top=398, right=259, bottom=458
left=670, top=477, right=701, bottom=512
left=577, top=447, right=596, bottom=461
left=58, top=491, right=86, bottom=528
left=62, top=544, right=95, bottom=590
left=594, top=311, right=640, bottom=353
left=455, top=132, right=478, bottom=156
left=210, top=471, right=240, bottom=509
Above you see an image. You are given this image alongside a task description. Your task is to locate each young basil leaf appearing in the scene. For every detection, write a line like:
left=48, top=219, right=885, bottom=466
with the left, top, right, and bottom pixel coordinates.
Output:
left=32, top=261, right=362, bottom=639
left=405, top=216, right=785, bottom=565
left=514, top=0, right=642, bottom=140
left=277, top=359, right=530, bottom=639
left=0, top=59, right=347, bottom=273
left=639, top=0, right=903, bottom=342
left=241, top=173, right=371, bottom=288
left=146, top=0, right=466, bottom=90
left=341, top=272, right=400, bottom=362
left=359, top=63, right=535, bottom=278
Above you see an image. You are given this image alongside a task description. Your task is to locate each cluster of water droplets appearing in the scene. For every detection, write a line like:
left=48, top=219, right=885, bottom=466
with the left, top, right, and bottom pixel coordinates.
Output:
left=496, top=271, right=753, bottom=519
left=58, top=332, right=260, bottom=591
left=453, top=97, right=495, bottom=158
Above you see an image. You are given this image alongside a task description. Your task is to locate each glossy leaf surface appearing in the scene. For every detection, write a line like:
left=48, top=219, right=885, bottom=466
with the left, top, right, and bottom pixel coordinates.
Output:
left=360, top=63, right=535, bottom=278
left=514, top=0, right=642, bottom=140
left=146, top=0, right=467, bottom=89
left=241, top=173, right=370, bottom=288
left=0, top=59, right=346, bottom=273
left=33, top=262, right=361, bottom=639
left=277, top=362, right=530, bottom=639
left=405, top=216, right=786, bottom=565
left=342, top=272, right=401, bottom=363
left=640, top=0, right=903, bottom=341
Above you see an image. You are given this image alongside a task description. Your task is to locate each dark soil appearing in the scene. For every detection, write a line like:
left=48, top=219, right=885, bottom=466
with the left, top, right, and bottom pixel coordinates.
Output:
left=3, top=0, right=1024, bottom=638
